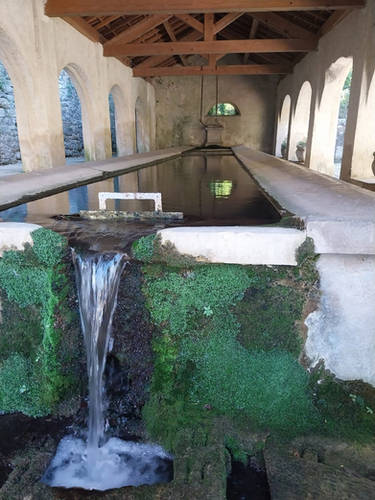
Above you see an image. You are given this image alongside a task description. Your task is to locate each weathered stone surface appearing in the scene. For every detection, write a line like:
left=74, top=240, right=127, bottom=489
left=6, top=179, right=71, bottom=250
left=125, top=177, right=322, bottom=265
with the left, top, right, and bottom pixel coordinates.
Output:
left=0, top=62, right=20, bottom=166
left=265, top=439, right=375, bottom=500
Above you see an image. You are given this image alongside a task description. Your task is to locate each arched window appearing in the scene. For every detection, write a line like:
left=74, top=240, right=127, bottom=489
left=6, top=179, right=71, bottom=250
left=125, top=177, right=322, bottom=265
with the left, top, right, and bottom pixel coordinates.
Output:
left=289, top=82, right=312, bottom=164
left=0, top=60, right=22, bottom=171
left=207, top=103, right=239, bottom=116
left=58, top=68, right=84, bottom=161
left=275, top=95, right=291, bottom=158
left=108, top=93, right=117, bottom=157
left=334, top=69, right=352, bottom=176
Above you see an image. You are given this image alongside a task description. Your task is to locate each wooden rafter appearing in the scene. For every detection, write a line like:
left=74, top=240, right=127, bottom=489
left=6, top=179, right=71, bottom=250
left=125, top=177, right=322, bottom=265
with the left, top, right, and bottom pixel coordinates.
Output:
left=175, top=14, right=204, bottom=33
left=319, top=9, right=352, bottom=35
left=243, top=18, right=259, bottom=64
left=134, top=30, right=203, bottom=68
left=93, top=15, right=120, bottom=30
left=46, top=0, right=365, bottom=16
left=163, top=21, right=187, bottom=65
left=133, top=63, right=292, bottom=77
left=214, top=13, right=244, bottom=34
left=250, top=12, right=314, bottom=38
left=104, top=38, right=318, bottom=57
left=62, top=16, right=105, bottom=43
left=103, top=15, right=171, bottom=47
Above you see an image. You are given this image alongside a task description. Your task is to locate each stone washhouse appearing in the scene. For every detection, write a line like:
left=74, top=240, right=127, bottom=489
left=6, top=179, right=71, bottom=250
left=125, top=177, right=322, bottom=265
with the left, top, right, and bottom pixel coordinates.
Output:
left=0, top=1, right=375, bottom=499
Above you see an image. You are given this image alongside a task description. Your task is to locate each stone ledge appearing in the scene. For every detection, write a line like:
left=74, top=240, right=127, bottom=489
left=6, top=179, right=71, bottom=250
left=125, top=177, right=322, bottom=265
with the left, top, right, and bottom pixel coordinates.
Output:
left=158, top=226, right=306, bottom=266
left=0, top=222, right=41, bottom=256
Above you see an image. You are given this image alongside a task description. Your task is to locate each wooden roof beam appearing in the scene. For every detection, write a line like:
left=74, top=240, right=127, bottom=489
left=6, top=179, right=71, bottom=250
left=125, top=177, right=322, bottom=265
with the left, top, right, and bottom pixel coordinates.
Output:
left=250, top=12, right=314, bottom=38
left=62, top=16, right=106, bottom=43
left=135, top=30, right=203, bottom=68
left=45, top=0, right=366, bottom=16
left=214, top=13, right=244, bottom=34
left=319, top=9, right=352, bottom=35
left=104, top=38, right=318, bottom=57
left=103, top=15, right=171, bottom=47
left=163, top=21, right=188, bottom=65
left=175, top=14, right=204, bottom=33
left=133, top=63, right=292, bottom=77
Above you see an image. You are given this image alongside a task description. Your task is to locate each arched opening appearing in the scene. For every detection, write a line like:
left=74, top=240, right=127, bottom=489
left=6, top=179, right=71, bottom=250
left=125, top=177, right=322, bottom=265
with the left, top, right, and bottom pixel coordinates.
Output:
left=108, top=85, right=131, bottom=157
left=310, top=56, right=353, bottom=177
left=0, top=60, right=22, bottom=175
left=135, top=96, right=150, bottom=154
left=58, top=68, right=84, bottom=162
left=109, top=93, right=117, bottom=157
left=275, top=95, right=291, bottom=159
left=289, top=82, right=312, bottom=164
left=334, top=69, right=352, bottom=177
left=207, top=103, right=240, bottom=116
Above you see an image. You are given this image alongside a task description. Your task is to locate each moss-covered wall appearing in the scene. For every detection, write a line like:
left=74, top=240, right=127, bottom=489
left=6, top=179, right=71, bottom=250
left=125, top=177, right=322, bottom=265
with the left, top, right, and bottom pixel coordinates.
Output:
left=0, top=228, right=83, bottom=417
left=132, top=235, right=375, bottom=457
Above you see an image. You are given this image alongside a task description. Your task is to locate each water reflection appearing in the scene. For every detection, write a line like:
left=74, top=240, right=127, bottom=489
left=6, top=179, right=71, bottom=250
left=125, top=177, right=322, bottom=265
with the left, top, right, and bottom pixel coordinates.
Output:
left=0, top=154, right=280, bottom=229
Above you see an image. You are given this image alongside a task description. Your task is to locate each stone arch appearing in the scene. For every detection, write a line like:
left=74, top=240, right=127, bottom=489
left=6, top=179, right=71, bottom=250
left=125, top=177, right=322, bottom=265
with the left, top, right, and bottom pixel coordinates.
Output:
left=58, top=63, right=96, bottom=161
left=310, top=56, right=353, bottom=176
left=135, top=96, right=150, bottom=153
left=289, top=81, right=312, bottom=163
left=275, top=95, right=291, bottom=158
left=0, top=25, right=35, bottom=171
left=109, top=85, right=132, bottom=156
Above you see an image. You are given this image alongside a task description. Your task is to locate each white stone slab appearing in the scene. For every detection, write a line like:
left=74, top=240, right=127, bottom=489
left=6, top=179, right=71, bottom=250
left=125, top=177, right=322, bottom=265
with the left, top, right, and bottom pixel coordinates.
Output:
left=158, top=226, right=306, bottom=266
left=233, top=146, right=375, bottom=255
left=305, top=254, right=375, bottom=386
left=0, top=222, right=41, bottom=256
left=98, top=192, right=162, bottom=211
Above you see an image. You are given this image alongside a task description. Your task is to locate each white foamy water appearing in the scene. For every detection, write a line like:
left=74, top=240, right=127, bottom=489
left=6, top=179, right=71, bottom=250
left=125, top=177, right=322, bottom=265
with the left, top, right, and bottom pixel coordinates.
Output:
left=42, top=436, right=172, bottom=491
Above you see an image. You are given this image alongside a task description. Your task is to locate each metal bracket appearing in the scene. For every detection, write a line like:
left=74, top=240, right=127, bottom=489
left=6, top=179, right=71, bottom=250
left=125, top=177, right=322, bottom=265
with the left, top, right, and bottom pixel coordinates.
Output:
left=98, top=192, right=163, bottom=211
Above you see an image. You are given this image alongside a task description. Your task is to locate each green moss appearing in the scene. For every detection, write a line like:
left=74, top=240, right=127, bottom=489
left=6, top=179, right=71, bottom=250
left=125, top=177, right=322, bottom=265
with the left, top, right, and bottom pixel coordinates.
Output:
left=132, top=234, right=156, bottom=262
left=309, top=366, right=375, bottom=441
left=142, top=261, right=321, bottom=452
left=31, top=227, right=66, bottom=267
left=235, top=267, right=305, bottom=357
left=188, top=333, right=319, bottom=435
left=0, top=228, right=81, bottom=417
left=225, top=436, right=248, bottom=465
left=0, top=354, right=47, bottom=416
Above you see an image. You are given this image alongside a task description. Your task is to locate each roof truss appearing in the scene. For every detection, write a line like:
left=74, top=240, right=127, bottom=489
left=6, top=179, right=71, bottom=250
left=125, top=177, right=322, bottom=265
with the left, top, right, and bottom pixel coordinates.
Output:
left=45, top=0, right=365, bottom=77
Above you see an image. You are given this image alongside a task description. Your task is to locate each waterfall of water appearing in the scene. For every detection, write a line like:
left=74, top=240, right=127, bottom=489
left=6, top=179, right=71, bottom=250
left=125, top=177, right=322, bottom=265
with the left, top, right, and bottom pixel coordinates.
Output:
left=73, top=251, right=125, bottom=460
left=42, top=251, right=172, bottom=491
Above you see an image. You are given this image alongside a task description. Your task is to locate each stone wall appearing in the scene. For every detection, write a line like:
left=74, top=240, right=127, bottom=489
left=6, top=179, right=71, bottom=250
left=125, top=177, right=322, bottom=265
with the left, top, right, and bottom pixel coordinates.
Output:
left=0, top=61, right=20, bottom=165
left=58, top=70, right=84, bottom=158
left=152, top=73, right=278, bottom=152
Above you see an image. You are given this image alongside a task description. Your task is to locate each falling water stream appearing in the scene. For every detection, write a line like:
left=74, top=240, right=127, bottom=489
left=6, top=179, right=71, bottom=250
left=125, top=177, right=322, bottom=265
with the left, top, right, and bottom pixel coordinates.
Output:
left=42, top=251, right=172, bottom=491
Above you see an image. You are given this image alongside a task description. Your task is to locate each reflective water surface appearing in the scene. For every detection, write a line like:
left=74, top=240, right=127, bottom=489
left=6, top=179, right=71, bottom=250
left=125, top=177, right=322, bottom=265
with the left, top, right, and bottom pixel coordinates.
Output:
left=0, top=153, right=280, bottom=253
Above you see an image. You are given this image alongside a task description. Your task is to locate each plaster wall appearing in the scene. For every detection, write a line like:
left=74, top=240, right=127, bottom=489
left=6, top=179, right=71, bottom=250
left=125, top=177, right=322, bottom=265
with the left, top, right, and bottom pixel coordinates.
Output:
left=305, top=254, right=375, bottom=386
left=153, top=74, right=278, bottom=152
left=0, top=0, right=155, bottom=172
left=276, top=0, right=375, bottom=179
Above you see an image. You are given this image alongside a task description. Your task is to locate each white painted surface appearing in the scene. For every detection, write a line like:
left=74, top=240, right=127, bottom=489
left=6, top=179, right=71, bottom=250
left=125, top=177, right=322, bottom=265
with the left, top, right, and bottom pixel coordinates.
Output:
left=305, top=254, right=375, bottom=386
left=158, top=226, right=306, bottom=266
left=98, top=192, right=162, bottom=211
left=0, top=222, right=41, bottom=256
